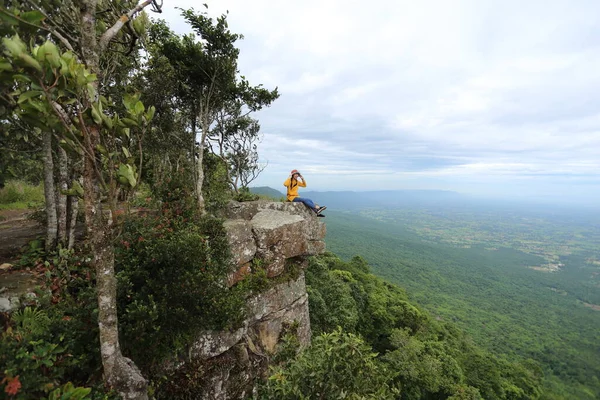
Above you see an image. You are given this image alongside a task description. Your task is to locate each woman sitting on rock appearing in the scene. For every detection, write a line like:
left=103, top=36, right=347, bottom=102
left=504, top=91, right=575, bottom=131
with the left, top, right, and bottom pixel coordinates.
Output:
left=284, top=169, right=326, bottom=217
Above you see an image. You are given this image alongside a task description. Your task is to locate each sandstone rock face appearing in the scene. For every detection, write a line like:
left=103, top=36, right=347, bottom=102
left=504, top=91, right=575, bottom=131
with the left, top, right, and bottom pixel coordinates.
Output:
left=183, top=201, right=325, bottom=399
left=225, top=201, right=326, bottom=284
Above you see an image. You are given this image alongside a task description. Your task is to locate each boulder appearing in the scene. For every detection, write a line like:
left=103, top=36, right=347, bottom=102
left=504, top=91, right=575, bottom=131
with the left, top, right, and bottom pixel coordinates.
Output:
left=0, top=263, right=12, bottom=271
left=224, top=201, right=326, bottom=278
left=0, top=271, right=38, bottom=312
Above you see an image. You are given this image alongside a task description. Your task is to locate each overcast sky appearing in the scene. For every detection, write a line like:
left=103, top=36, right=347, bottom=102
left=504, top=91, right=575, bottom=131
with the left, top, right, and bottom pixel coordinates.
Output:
left=160, top=0, right=600, bottom=203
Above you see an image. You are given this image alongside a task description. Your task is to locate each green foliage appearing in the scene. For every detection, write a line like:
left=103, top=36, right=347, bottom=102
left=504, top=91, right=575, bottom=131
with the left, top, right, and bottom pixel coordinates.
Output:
left=237, top=257, right=305, bottom=296
left=259, top=328, right=397, bottom=400
left=271, top=322, right=301, bottom=366
left=447, top=385, right=484, bottom=400
left=0, top=150, right=42, bottom=190
left=11, top=306, right=51, bottom=336
left=46, top=382, right=91, bottom=400
left=129, top=182, right=153, bottom=208
left=235, top=258, right=270, bottom=294
left=305, top=253, right=544, bottom=400
left=150, top=168, right=197, bottom=217
left=35, top=248, right=104, bottom=386
left=0, top=246, right=116, bottom=398
left=307, top=253, right=424, bottom=351
left=324, top=208, right=600, bottom=399
left=233, top=186, right=259, bottom=202
left=0, top=306, right=86, bottom=398
left=15, top=237, right=45, bottom=266
left=115, top=213, right=245, bottom=373
left=0, top=179, right=43, bottom=206
left=1, top=35, right=153, bottom=201
left=202, top=151, right=234, bottom=213
left=144, top=11, right=278, bottom=206
left=383, top=328, right=465, bottom=399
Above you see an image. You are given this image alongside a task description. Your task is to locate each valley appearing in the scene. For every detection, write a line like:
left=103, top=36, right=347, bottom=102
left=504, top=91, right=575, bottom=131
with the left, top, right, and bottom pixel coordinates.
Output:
left=317, top=193, right=600, bottom=399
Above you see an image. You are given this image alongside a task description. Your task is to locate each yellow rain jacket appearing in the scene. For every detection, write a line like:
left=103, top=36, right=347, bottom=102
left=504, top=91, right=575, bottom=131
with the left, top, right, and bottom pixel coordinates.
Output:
left=283, top=177, right=306, bottom=201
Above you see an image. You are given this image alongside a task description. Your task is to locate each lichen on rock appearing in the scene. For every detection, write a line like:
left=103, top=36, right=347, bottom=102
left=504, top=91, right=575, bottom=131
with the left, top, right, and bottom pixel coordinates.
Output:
left=178, top=201, right=326, bottom=399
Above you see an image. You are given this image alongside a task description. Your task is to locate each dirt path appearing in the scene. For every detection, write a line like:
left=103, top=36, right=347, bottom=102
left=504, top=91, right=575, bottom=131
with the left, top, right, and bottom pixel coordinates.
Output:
left=0, top=210, right=43, bottom=264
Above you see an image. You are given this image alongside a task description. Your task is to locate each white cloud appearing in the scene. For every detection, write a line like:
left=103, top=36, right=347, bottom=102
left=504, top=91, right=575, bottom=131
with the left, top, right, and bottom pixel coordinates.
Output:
left=161, top=0, right=600, bottom=201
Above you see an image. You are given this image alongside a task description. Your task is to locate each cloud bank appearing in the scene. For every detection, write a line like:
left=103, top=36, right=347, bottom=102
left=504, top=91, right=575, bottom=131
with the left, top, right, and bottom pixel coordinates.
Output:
left=161, top=0, right=600, bottom=203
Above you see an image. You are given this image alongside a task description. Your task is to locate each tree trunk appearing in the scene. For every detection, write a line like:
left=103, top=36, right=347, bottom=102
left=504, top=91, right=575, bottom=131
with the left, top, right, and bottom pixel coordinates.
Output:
left=196, top=115, right=209, bottom=215
left=67, top=156, right=82, bottom=250
left=67, top=192, right=78, bottom=250
left=57, top=146, right=69, bottom=246
left=82, top=127, right=148, bottom=400
left=196, top=138, right=206, bottom=213
left=42, top=130, right=58, bottom=251
left=80, top=1, right=148, bottom=398
left=191, top=107, right=206, bottom=214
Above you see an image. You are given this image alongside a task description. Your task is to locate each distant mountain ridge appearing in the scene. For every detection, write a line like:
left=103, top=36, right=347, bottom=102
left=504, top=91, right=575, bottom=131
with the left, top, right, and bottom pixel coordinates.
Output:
left=251, top=186, right=464, bottom=210
left=249, top=186, right=285, bottom=200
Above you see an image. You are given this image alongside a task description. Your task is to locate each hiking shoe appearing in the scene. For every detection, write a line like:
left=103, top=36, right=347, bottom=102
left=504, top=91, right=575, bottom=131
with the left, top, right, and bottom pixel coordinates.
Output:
left=316, top=206, right=327, bottom=214
left=317, top=214, right=326, bottom=218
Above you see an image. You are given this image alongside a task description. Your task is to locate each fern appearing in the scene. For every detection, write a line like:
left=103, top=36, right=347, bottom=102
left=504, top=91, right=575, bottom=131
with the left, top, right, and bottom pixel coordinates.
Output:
left=12, top=307, right=51, bottom=337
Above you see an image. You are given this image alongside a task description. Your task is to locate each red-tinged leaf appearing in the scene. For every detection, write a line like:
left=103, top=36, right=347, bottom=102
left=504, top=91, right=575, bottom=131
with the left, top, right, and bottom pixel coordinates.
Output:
left=4, top=375, right=21, bottom=396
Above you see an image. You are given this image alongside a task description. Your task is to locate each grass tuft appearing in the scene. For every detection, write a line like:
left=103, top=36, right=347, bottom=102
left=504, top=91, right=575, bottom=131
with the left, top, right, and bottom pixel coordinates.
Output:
left=0, top=180, right=44, bottom=208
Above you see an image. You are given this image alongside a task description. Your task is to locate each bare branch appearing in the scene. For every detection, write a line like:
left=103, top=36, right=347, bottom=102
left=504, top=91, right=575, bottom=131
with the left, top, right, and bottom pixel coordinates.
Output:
left=49, top=29, right=75, bottom=52
left=124, top=20, right=139, bottom=56
left=151, top=0, right=164, bottom=13
left=98, top=0, right=161, bottom=53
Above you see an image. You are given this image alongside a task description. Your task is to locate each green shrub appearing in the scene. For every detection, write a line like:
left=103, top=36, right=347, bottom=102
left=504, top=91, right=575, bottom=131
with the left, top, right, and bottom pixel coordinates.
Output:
left=4, top=247, right=110, bottom=398
left=305, top=253, right=544, bottom=400
left=0, top=307, right=85, bottom=398
left=129, top=182, right=154, bottom=208
left=0, top=180, right=44, bottom=208
left=46, top=382, right=92, bottom=400
left=259, top=328, right=397, bottom=399
left=233, top=187, right=259, bottom=202
left=116, top=213, right=245, bottom=373
left=202, top=152, right=234, bottom=212
left=151, top=170, right=197, bottom=219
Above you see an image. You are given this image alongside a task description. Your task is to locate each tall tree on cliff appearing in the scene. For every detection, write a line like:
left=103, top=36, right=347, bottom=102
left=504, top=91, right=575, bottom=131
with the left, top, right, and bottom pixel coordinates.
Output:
left=1, top=1, right=162, bottom=398
left=149, top=9, right=278, bottom=213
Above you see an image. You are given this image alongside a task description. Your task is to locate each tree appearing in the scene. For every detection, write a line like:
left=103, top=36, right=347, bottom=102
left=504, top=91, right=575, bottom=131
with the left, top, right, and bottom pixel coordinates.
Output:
left=210, top=102, right=265, bottom=192
left=261, top=328, right=397, bottom=399
left=1, top=1, right=162, bottom=398
left=149, top=9, right=278, bottom=212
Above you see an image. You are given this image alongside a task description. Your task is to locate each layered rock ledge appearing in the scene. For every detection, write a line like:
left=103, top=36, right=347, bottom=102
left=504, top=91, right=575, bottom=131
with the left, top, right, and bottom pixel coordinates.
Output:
left=224, top=201, right=326, bottom=283
left=184, top=201, right=326, bottom=399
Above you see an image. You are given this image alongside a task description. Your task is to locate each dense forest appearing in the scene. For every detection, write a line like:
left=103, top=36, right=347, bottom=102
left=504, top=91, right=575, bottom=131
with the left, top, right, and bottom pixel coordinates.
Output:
left=322, top=204, right=600, bottom=400
left=260, top=253, right=544, bottom=399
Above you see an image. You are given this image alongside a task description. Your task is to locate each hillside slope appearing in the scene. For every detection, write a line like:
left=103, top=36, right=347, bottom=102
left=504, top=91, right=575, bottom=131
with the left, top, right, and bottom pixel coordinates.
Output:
left=324, top=210, right=600, bottom=399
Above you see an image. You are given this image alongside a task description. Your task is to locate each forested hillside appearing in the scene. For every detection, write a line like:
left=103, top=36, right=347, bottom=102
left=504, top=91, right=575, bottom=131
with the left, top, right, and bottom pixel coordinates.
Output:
left=324, top=207, right=600, bottom=399
left=261, top=253, right=543, bottom=399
